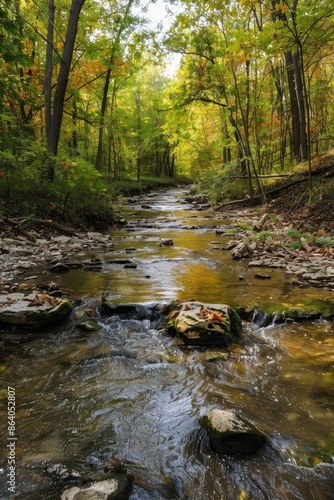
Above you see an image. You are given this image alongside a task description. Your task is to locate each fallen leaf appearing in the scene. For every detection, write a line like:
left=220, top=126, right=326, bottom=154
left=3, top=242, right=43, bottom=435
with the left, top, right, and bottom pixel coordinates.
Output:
left=168, top=310, right=180, bottom=319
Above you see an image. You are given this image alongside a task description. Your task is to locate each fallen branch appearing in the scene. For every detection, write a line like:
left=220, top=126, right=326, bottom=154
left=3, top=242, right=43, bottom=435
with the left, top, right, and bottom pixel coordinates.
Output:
left=212, top=162, right=334, bottom=212
left=7, top=217, right=78, bottom=236
left=281, top=245, right=308, bottom=261
left=212, top=196, right=261, bottom=211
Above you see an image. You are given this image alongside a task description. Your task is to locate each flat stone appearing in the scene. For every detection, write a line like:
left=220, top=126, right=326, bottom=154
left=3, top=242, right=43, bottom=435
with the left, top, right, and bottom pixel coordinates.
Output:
left=53, top=236, right=72, bottom=244
left=0, top=293, right=73, bottom=326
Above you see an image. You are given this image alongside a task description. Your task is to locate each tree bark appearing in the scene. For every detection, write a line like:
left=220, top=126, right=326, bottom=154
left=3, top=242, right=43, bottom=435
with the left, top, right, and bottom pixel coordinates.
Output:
left=284, top=51, right=301, bottom=160
left=292, top=51, right=308, bottom=160
left=44, top=0, right=55, bottom=146
left=95, top=67, right=112, bottom=171
left=47, top=0, right=86, bottom=180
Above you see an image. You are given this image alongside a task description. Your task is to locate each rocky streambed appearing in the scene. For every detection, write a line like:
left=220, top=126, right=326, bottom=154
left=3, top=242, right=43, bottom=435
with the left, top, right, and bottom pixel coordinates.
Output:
left=1, top=187, right=334, bottom=500
left=1, top=190, right=334, bottom=328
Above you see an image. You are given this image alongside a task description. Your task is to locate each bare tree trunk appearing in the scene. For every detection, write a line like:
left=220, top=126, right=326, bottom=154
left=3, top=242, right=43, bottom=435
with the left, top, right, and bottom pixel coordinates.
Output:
left=292, top=51, right=308, bottom=160
left=47, top=0, right=86, bottom=180
left=95, top=67, right=111, bottom=171
left=284, top=51, right=301, bottom=160
left=44, top=0, right=55, bottom=145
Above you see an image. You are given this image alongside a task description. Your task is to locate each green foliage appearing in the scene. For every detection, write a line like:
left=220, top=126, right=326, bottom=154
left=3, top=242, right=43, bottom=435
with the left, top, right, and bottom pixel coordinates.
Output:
left=314, top=237, right=334, bottom=248
left=255, top=230, right=273, bottom=242
left=237, top=222, right=254, bottom=231
left=195, top=161, right=249, bottom=204
left=284, top=228, right=302, bottom=238
left=288, top=240, right=302, bottom=250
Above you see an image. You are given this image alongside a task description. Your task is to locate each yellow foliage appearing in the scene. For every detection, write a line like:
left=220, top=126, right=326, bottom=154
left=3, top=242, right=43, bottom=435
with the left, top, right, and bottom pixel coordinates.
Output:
left=239, top=489, right=248, bottom=500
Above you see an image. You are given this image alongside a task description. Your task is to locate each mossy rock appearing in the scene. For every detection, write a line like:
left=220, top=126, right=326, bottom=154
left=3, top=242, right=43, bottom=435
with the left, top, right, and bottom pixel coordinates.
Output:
left=237, top=299, right=334, bottom=326
left=164, top=301, right=242, bottom=347
left=200, top=409, right=266, bottom=454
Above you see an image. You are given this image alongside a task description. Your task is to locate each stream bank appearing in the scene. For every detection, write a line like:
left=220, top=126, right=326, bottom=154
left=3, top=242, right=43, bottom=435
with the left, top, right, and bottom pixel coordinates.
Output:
left=1, top=187, right=334, bottom=312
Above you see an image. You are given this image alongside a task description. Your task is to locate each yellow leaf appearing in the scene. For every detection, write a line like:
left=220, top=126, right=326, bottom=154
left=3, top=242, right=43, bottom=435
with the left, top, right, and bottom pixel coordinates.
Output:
left=239, top=488, right=248, bottom=500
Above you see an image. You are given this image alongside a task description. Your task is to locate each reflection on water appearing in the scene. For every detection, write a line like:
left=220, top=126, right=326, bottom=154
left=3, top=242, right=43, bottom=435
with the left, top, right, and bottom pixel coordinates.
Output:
left=0, top=188, right=333, bottom=499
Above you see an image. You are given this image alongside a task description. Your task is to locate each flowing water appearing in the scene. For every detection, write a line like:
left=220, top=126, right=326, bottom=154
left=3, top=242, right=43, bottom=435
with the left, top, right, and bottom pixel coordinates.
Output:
left=1, top=188, right=334, bottom=499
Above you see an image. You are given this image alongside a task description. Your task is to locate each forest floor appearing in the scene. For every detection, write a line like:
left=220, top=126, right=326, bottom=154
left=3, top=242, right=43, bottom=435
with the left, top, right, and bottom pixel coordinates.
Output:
left=268, top=155, right=334, bottom=234
left=217, top=151, right=334, bottom=235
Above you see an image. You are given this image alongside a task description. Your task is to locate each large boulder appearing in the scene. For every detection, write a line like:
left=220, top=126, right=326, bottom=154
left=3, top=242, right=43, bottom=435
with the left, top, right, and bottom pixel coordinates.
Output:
left=200, top=409, right=266, bottom=454
left=0, top=292, right=73, bottom=326
left=164, top=301, right=242, bottom=346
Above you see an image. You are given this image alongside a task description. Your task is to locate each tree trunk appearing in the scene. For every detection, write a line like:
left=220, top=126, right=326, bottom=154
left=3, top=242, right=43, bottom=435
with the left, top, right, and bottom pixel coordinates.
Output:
left=292, top=51, right=308, bottom=160
left=95, top=67, right=111, bottom=171
left=47, top=0, right=86, bottom=180
left=284, top=51, right=301, bottom=160
left=44, top=0, right=55, bottom=146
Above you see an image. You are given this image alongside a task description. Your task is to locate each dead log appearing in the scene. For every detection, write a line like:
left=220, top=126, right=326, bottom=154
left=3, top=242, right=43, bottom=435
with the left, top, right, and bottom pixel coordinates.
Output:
left=212, top=196, right=261, bottom=211
left=6, top=217, right=78, bottom=236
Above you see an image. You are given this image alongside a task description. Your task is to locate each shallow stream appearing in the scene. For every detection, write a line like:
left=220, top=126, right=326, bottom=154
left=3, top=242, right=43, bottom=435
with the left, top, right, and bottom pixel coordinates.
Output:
left=0, top=188, right=333, bottom=499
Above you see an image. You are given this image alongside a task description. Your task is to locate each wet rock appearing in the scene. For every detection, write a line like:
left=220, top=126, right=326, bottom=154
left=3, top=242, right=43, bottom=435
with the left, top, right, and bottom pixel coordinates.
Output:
left=98, top=302, right=161, bottom=324
left=115, top=218, right=128, bottom=226
left=36, top=281, right=60, bottom=292
left=61, top=478, right=128, bottom=500
left=83, top=265, right=103, bottom=272
left=87, top=231, right=112, bottom=242
left=184, top=193, right=208, bottom=204
left=77, top=320, right=100, bottom=331
left=74, top=310, right=100, bottom=331
left=107, top=259, right=133, bottom=265
left=46, top=463, right=81, bottom=481
left=0, top=293, right=73, bottom=326
left=237, top=300, right=334, bottom=325
left=49, top=262, right=71, bottom=273
left=164, top=301, right=242, bottom=347
left=159, top=239, right=173, bottom=246
left=200, top=409, right=266, bottom=454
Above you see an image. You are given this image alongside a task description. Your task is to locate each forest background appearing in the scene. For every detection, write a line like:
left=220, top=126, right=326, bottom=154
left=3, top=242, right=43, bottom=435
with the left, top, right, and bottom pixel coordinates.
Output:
left=1, top=0, right=334, bottom=229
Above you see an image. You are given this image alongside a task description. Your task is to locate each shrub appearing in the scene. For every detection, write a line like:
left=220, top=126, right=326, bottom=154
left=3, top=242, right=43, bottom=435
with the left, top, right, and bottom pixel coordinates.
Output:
left=284, top=228, right=301, bottom=238
left=314, top=237, right=334, bottom=248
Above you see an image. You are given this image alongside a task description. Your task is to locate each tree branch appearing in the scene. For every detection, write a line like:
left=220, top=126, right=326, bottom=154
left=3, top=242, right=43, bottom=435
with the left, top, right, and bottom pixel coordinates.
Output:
left=169, top=49, right=215, bottom=64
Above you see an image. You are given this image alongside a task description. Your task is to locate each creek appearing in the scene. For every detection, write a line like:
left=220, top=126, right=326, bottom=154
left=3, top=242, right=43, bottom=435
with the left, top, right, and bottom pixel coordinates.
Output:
left=0, top=188, right=333, bottom=499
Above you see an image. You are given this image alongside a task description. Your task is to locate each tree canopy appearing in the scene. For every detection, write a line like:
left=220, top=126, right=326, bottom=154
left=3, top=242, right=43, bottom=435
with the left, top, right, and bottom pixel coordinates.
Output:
left=1, top=0, right=334, bottom=211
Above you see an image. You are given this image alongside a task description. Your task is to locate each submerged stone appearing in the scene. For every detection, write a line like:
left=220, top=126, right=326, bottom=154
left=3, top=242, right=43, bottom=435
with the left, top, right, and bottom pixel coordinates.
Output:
left=200, top=409, right=266, bottom=454
left=237, top=299, right=334, bottom=326
left=164, top=300, right=242, bottom=346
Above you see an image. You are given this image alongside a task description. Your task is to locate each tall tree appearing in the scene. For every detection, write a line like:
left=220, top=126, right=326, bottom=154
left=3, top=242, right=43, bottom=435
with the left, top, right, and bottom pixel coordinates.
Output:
left=94, top=0, right=135, bottom=172
left=46, top=0, right=86, bottom=180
